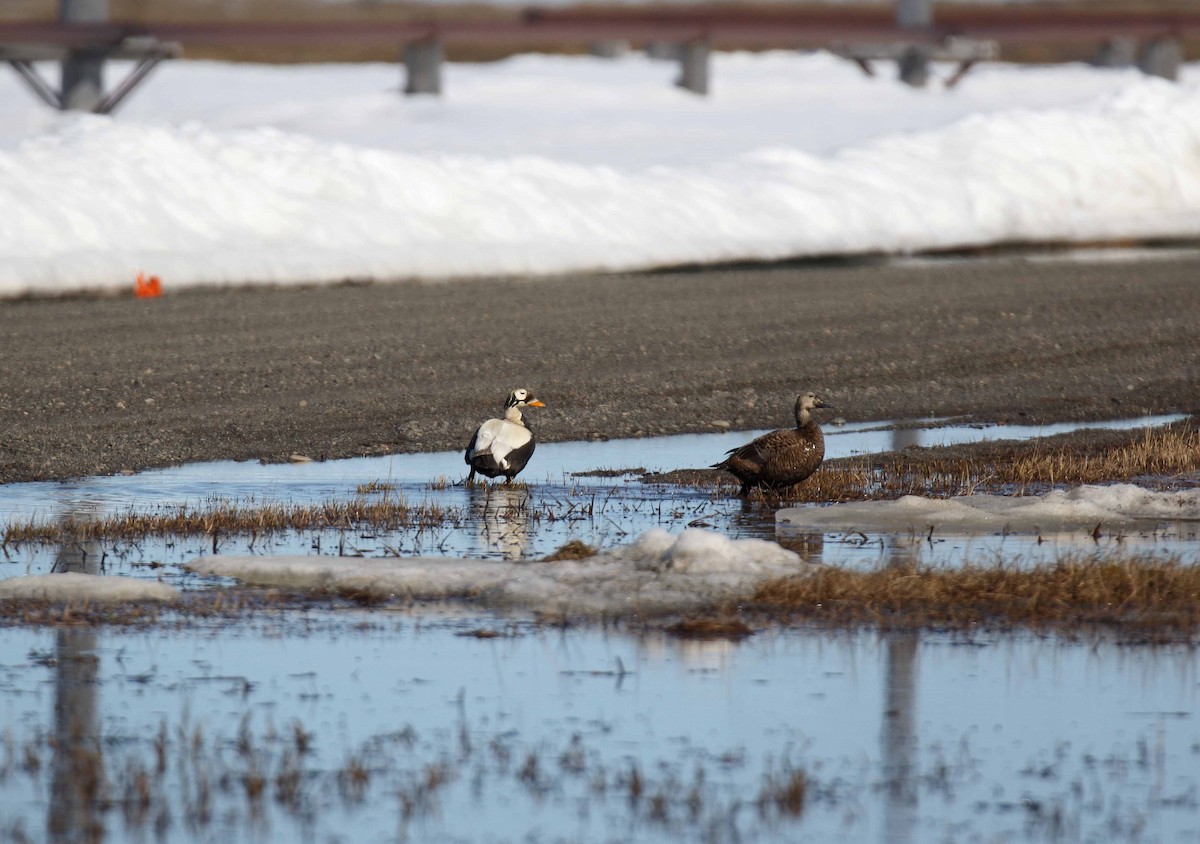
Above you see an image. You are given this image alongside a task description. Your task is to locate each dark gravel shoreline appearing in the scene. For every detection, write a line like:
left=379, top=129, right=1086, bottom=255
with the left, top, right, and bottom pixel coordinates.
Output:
left=2, top=256, right=1198, bottom=485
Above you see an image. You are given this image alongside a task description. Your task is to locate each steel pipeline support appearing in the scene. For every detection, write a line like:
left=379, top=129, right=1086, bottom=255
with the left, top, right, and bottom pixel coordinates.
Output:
left=5, top=38, right=179, bottom=113
left=59, top=0, right=109, bottom=111
left=1093, top=36, right=1137, bottom=68
left=404, top=38, right=443, bottom=95
left=9, top=59, right=63, bottom=108
left=675, top=38, right=709, bottom=95
left=895, top=0, right=932, bottom=31
left=95, top=44, right=171, bottom=114
left=897, top=44, right=931, bottom=87
left=1138, top=38, right=1181, bottom=81
left=895, top=0, right=931, bottom=86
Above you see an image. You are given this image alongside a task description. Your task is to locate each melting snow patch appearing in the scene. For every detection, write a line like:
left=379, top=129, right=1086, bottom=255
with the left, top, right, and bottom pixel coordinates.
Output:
left=0, top=573, right=178, bottom=603
left=188, top=528, right=801, bottom=615
left=778, top=484, right=1200, bottom=535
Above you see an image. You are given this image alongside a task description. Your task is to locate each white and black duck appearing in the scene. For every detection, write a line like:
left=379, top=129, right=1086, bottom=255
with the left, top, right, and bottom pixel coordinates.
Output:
left=712, top=391, right=833, bottom=495
left=464, top=388, right=545, bottom=484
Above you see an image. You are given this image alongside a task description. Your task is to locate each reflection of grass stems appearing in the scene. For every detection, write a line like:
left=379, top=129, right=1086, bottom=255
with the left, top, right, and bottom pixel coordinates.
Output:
left=0, top=699, right=1183, bottom=839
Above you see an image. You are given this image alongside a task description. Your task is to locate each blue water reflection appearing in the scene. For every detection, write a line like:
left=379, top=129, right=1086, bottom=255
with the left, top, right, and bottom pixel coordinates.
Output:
left=1, top=619, right=1197, bottom=843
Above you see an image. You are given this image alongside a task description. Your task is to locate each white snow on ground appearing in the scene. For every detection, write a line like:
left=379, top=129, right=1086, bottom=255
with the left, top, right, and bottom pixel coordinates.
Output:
left=188, top=528, right=800, bottom=615
left=0, top=572, right=178, bottom=602
left=778, top=484, right=1200, bottom=535
left=1, top=53, right=1199, bottom=296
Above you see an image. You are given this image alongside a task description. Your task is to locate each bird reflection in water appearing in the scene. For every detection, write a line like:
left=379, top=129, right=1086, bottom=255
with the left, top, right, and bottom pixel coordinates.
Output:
left=469, top=484, right=532, bottom=560
left=775, top=529, right=825, bottom=563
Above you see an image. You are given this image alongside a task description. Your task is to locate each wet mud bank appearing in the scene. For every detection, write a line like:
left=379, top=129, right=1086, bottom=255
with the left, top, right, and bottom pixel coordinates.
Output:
left=2, top=255, right=1198, bottom=484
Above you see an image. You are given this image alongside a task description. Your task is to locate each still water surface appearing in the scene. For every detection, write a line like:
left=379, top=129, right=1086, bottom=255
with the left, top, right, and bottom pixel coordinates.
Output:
left=0, top=414, right=1192, bottom=585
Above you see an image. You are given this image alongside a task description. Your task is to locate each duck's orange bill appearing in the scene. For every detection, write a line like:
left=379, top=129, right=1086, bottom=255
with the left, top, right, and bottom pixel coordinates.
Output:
left=527, top=399, right=546, bottom=407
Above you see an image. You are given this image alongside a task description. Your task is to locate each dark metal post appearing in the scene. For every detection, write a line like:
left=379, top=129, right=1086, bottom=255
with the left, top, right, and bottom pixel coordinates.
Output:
left=895, top=0, right=932, bottom=31
left=1138, top=38, right=1181, bottom=81
left=1093, top=36, right=1137, bottom=68
left=404, top=38, right=443, bottom=96
left=898, top=45, right=931, bottom=87
left=59, top=0, right=109, bottom=111
left=675, top=38, right=709, bottom=95
left=895, top=0, right=931, bottom=87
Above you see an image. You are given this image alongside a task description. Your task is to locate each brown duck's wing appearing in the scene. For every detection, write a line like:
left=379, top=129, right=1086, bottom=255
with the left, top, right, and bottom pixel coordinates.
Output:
left=759, top=439, right=824, bottom=487
left=721, top=429, right=798, bottom=468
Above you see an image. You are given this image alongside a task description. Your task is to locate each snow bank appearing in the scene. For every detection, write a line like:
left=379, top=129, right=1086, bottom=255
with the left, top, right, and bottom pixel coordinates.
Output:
left=0, top=573, right=178, bottom=603
left=188, top=528, right=800, bottom=615
left=2, top=54, right=1200, bottom=296
left=778, top=484, right=1200, bottom=535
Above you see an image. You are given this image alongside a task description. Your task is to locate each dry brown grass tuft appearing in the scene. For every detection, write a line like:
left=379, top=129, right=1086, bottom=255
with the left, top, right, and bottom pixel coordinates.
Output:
left=752, top=556, right=1200, bottom=632
left=2, top=496, right=459, bottom=545
left=541, top=539, right=597, bottom=562
left=1002, top=424, right=1200, bottom=487
left=760, top=421, right=1200, bottom=504
left=356, top=480, right=396, bottom=494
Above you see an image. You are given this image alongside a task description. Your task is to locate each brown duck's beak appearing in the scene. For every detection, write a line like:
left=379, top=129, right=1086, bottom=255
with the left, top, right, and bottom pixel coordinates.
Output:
left=527, top=399, right=546, bottom=407
left=817, top=399, right=834, bottom=409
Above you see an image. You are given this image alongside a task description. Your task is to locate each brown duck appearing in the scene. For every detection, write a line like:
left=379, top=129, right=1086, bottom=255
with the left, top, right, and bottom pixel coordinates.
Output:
left=712, top=391, right=833, bottom=496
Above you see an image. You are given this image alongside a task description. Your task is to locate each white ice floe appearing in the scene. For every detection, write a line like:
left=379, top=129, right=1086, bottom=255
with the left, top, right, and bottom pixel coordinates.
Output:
left=778, top=484, right=1200, bottom=535
left=2, top=54, right=1199, bottom=296
left=0, top=573, right=178, bottom=603
left=188, top=528, right=800, bottom=615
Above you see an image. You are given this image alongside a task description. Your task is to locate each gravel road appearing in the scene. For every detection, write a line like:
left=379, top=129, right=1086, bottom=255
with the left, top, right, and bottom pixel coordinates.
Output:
left=2, top=255, right=1197, bottom=484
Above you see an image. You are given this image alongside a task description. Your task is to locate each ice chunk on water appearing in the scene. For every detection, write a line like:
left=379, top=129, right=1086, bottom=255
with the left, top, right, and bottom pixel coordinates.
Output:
left=630, top=528, right=801, bottom=573
left=0, top=573, right=178, bottom=603
left=188, top=528, right=801, bottom=615
left=778, top=484, right=1200, bottom=535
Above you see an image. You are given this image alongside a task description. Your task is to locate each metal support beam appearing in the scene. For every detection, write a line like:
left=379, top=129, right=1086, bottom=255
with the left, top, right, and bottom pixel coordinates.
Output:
left=96, top=51, right=166, bottom=114
left=4, top=38, right=178, bottom=113
left=834, top=37, right=995, bottom=87
left=404, top=38, right=442, bottom=96
left=944, top=58, right=977, bottom=89
left=9, top=59, right=63, bottom=108
left=675, top=38, right=709, bottom=95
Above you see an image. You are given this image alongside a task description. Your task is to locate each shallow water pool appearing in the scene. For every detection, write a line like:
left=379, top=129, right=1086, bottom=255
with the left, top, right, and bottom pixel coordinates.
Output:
left=0, top=414, right=1185, bottom=520
left=0, top=415, right=1193, bottom=586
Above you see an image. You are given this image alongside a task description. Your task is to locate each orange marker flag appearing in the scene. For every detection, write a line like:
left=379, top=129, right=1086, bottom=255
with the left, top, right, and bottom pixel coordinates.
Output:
left=135, top=272, right=163, bottom=298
